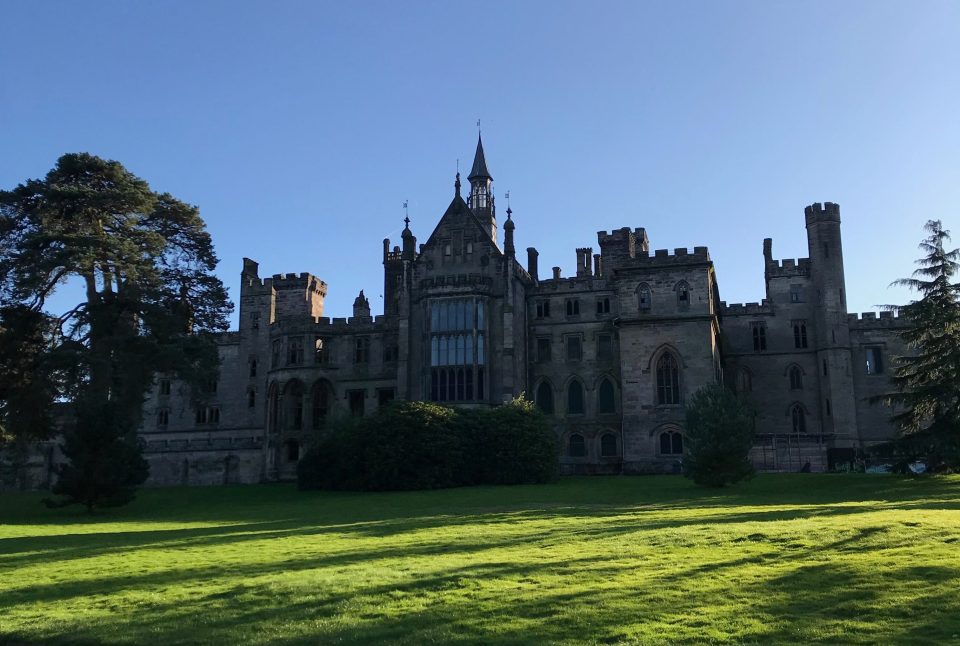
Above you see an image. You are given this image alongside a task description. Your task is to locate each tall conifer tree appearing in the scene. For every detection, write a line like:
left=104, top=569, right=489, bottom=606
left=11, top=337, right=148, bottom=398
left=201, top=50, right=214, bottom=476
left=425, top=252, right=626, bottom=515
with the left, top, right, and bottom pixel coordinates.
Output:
left=880, top=220, right=960, bottom=469
left=0, top=153, right=232, bottom=508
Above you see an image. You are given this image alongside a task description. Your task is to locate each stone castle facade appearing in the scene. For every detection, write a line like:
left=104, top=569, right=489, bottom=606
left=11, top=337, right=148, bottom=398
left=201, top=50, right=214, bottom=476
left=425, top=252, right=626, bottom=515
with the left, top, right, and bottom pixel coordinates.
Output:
left=137, top=136, right=907, bottom=486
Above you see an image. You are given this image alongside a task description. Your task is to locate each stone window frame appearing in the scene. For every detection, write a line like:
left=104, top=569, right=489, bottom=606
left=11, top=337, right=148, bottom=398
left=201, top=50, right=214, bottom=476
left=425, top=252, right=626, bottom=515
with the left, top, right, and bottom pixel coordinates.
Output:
left=864, top=346, right=884, bottom=375
left=535, top=299, right=551, bottom=319
left=156, top=408, right=170, bottom=427
left=567, top=432, right=587, bottom=458
left=790, top=284, right=804, bottom=303
left=599, top=432, right=619, bottom=458
left=287, top=336, right=305, bottom=366
left=565, top=334, right=583, bottom=362
left=534, top=379, right=555, bottom=415
left=790, top=403, right=807, bottom=433
left=637, top=283, right=652, bottom=312
left=658, top=428, right=684, bottom=456
left=596, top=376, right=617, bottom=415
left=751, top=321, right=767, bottom=352
left=565, top=298, right=581, bottom=317
left=354, top=337, right=370, bottom=364
left=787, top=364, right=804, bottom=390
left=654, top=349, right=682, bottom=407
left=596, top=297, right=611, bottom=315
left=565, top=377, right=586, bottom=416
left=536, top=336, right=552, bottom=363
left=792, top=320, right=809, bottom=349
left=159, top=379, right=171, bottom=396
left=675, top=280, right=691, bottom=310
left=596, top=333, right=614, bottom=361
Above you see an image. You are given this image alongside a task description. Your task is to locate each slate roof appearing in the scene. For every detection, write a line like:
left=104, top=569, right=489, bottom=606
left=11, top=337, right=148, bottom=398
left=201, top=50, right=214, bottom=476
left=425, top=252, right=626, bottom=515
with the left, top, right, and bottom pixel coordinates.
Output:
left=467, top=134, right=492, bottom=181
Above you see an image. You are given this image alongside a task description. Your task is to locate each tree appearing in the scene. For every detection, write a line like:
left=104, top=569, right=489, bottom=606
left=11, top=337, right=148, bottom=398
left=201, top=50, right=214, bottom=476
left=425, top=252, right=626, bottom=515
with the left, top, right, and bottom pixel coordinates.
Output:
left=0, top=153, right=232, bottom=509
left=876, top=220, right=960, bottom=470
left=683, top=384, right=755, bottom=487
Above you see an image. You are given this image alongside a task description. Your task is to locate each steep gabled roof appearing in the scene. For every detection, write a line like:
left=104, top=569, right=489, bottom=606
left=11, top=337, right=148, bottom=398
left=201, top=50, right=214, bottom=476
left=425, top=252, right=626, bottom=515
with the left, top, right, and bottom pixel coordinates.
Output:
left=467, top=134, right=492, bottom=181
left=419, top=191, right=503, bottom=260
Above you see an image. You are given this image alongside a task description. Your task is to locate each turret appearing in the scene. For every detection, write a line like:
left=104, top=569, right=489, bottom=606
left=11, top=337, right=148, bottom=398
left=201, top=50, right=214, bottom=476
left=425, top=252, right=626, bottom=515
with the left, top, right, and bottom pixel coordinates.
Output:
left=352, top=289, right=371, bottom=319
left=804, top=202, right=857, bottom=444
left=467, top=134, right=496, bottom=244
left=401, top=216, right=416, bottom=260
left=503, top=207, right=515, bottom=257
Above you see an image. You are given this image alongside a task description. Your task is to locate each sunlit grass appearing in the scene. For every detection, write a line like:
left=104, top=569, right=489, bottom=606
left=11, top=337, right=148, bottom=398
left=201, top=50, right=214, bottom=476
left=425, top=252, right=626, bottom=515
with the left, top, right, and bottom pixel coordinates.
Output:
left=1, top=474, right=959, bottom=644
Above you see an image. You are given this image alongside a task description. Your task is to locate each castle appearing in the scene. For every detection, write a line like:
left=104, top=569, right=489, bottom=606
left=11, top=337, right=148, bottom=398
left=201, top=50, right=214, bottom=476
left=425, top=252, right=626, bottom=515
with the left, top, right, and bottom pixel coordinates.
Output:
left=137, top=136, right=907, bottom=485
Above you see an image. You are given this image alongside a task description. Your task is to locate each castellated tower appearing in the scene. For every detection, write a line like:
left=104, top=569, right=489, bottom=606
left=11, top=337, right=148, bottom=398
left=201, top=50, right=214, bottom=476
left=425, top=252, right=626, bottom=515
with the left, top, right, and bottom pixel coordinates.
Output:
left=805, top=202, right=857, bottom=445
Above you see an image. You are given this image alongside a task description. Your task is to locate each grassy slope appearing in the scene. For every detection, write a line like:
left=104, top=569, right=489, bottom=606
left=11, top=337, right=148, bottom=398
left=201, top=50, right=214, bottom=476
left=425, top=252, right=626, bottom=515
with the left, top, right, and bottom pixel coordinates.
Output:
left=0, top=475, right=958, bottom=645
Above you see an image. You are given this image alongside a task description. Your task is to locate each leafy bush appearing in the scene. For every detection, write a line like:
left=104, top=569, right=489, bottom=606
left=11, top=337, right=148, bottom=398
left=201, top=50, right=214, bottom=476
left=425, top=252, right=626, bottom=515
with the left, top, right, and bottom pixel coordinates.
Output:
left=683, top=384, right=755, bottom=487
left=298, top=397, right=557, bottom=491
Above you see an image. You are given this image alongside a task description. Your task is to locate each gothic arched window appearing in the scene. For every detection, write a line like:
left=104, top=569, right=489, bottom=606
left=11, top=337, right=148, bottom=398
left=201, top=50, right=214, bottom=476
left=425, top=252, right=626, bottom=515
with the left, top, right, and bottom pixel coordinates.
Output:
left=536, top=381, right=554, bottom=415
left=600, top=433, right=618, bottom=457
left=597, top=378, right=616, bottom=414
left=568, top=433, right=586, bottom=457
left=789, top=366, right=803, bottom=390
left=567, top=380, right=585, bottom=415
left=656, top=353, right=680, bottom=405
left=791, top=405, right=807, bottom=433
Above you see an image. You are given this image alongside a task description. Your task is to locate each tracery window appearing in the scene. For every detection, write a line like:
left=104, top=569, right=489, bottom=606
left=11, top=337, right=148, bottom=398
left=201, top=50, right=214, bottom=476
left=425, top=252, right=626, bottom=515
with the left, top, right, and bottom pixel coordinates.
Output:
left=287, top=336, right=304, bottom=366
left=656, top=353, right=680, bottom=405
left=791, top=405, right=807, bottom=433
left=429, top=297, right=486, bottom=402
left=789, top=366, right=803, bottom=390
left=793, top=321, right=808, bottom=349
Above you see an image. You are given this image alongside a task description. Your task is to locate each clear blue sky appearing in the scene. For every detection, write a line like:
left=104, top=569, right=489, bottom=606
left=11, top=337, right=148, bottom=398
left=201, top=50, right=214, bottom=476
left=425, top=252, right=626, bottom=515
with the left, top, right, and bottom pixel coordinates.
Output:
left=2, top=1, right=957, bottom=323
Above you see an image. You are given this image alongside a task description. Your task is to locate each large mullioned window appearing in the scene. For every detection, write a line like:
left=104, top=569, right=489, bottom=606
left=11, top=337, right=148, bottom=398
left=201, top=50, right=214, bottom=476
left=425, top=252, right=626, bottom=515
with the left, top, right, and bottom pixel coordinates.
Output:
left=429, top=297, right=486, bottom=402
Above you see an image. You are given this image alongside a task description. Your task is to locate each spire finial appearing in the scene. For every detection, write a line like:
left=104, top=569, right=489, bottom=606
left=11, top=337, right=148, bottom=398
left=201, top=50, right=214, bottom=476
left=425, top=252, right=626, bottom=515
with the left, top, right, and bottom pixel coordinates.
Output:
left=455, top=171, right=461, bottom=197
left=403, top=200, right=410, bottom=229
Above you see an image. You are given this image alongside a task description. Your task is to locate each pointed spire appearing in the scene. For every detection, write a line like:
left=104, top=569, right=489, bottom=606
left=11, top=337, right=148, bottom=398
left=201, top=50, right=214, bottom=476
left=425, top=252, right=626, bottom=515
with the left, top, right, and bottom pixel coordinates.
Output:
left=468, top=133, right=492, bottom=181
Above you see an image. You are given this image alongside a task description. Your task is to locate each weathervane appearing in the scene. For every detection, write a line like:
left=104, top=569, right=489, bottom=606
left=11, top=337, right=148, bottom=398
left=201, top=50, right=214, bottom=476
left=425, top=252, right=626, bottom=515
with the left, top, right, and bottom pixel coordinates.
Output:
left=403, top=200, right=410, bottom=228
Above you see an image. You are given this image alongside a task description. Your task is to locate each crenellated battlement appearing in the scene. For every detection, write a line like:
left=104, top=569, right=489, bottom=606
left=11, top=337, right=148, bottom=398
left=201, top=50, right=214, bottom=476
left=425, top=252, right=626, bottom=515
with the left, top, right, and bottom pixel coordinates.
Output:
left=270, top=314, right=391, bottom=334
left=804, top=201, right=840, bottom=224
left=719, top=299, right=773, bottom=315
left=766, top=257, right=811, bottom=277
left=630, top=246, right=711, bottom=265
left=269, top=272, right=328, bottom=296
left=847, top=311, right=907, bottom=328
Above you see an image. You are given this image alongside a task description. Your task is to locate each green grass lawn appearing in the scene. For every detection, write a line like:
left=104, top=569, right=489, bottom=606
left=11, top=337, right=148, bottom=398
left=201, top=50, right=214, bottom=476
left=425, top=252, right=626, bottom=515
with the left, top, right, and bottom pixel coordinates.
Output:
left=1, top=475, right=959, bottom=645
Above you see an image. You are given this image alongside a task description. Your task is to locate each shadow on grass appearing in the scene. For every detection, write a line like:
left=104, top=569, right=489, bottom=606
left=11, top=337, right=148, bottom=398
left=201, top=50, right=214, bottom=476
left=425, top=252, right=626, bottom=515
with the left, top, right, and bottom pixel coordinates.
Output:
left=1, top=474, right=959, bottom=644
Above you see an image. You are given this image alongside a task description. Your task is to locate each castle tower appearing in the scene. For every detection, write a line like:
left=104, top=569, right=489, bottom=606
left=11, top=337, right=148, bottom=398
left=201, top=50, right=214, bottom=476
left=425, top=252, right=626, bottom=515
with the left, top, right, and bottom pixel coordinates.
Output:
left=467, top=133, right=496, bottom=244
left=805, top=202, right=858, bottom=446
